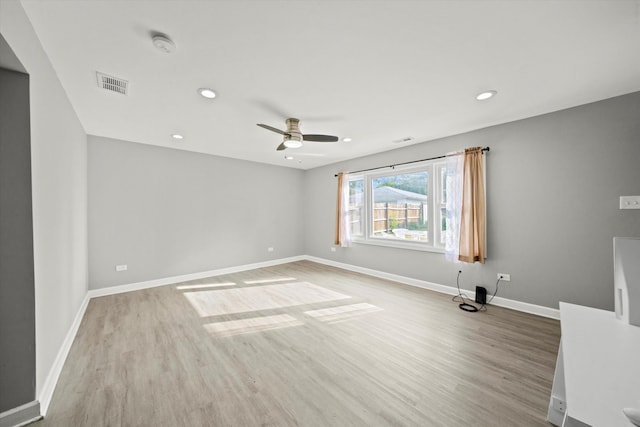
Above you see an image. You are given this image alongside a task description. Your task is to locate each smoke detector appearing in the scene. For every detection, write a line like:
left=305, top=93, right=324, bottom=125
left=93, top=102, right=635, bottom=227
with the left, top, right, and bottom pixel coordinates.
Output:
left=152, top=34, right=175, bottom=54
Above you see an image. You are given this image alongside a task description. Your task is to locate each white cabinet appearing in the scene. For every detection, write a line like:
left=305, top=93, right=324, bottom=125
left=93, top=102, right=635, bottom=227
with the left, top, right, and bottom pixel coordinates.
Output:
left=547, top=303, right=640, bottom=426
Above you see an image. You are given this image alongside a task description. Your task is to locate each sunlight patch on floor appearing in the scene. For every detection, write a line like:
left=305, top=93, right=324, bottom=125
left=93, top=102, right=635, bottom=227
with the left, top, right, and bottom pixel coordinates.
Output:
left=204, top=314, right=303, bottom=337
left=184, top=282, right=351, bottom=317
left=304, top=303, right=383, bottom=323
left=176, top=282, right=236, bottom=290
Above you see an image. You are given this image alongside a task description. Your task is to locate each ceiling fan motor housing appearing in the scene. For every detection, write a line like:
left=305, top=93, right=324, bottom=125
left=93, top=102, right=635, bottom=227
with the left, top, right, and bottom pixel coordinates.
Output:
left=285, top=118, right=302, bottom=137
left=284, top=118, right=303, bottom=147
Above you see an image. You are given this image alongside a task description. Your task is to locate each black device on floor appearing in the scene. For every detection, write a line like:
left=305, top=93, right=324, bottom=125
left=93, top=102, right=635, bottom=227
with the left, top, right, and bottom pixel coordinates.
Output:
left=475, top=286, right=487, bottom=305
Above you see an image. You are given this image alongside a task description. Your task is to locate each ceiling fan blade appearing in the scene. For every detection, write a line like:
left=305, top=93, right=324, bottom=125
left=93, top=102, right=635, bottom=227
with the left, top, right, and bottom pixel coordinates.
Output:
left=302, top=134, right=339, bottom=142
left=276, top=142, right=287, bottom=151
left=257, top=123, right=286, bottom=135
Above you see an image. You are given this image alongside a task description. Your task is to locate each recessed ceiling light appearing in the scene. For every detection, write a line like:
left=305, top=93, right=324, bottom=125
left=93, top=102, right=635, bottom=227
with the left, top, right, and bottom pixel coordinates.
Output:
left=284, top=155, right=294, bottom=160
left=198, top=88, right=216, bottom=99
left=342, top=137, right=352, bottom=142
left=171, top=134, right=184, bottom=140
left=476, top=90, right=497, bottom=101
left=152, top=34, right=176, bottom=54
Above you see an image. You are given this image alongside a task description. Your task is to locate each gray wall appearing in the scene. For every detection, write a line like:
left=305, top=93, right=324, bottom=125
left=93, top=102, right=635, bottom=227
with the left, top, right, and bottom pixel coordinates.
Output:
left=89, top=93, right=640, bottom=310
left=1, top=0, right=88, bottom=402
left=88, top=136, right=305, bottom=289
left=304, top=92, right=640, bottom=311
left=0, top=67, right=35, bottom=412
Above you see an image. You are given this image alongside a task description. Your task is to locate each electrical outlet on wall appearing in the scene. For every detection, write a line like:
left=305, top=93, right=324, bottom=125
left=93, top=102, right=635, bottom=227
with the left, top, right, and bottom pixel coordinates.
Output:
left=551, top=396, right=565, bottom=413
left=620, top=196, right=640, bottom=209
left=115, top=264, right=127, bottom=272
left=267, top=247, right=274, bottom=252
left=497, top=273, right=511, bottom=281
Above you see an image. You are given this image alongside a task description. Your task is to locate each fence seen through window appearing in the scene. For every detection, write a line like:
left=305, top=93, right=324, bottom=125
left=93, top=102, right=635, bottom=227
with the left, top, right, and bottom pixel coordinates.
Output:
left=348, top=172, right=431, bottom=242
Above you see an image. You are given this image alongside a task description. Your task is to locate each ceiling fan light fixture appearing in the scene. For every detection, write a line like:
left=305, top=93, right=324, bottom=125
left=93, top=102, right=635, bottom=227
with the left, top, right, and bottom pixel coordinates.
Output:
left=283, top=136, right=303, bottom=148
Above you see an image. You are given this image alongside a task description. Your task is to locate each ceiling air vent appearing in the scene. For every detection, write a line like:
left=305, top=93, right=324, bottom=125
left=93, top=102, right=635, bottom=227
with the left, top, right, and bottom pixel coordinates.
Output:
left=96, top=72, right=128, bottom=95
left=392, top=136, right=414, bottom=144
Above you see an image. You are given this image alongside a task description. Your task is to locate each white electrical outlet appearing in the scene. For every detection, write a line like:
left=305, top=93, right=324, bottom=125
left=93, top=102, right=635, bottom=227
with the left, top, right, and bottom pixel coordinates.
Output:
left=620, top=196, right=640, bottom=209
left=330, top=247, right=337, bottom=252
left=498, top=273, right=511, bottom=281
left=115, top=264, right=127, bottom=272
left=551, top=395, right=565, bottom=413
left=267, top=247, right=274, bottom=252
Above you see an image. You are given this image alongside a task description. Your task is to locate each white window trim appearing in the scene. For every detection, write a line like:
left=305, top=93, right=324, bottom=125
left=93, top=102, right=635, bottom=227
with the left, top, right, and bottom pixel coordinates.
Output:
left=348, top=159, right=447, bottom=253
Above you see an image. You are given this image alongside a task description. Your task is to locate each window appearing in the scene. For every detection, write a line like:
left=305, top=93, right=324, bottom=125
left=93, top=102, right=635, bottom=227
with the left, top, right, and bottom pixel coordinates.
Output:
left=348, top=159, right=447, bottom=252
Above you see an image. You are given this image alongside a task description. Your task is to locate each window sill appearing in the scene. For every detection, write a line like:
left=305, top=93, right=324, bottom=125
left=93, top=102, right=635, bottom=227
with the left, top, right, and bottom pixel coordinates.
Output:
left=351, top=237, right=445, bottom=253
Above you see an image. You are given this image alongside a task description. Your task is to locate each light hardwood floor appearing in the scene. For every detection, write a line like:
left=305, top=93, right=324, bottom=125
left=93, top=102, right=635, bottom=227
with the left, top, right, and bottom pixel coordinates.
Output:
left=35, top=261, right=560, bottom=426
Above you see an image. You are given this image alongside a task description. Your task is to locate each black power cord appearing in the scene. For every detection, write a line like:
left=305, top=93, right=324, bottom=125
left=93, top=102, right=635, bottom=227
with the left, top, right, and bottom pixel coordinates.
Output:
left=453, top=270, right=478, bottom=312
left=452, top=270, right=501, bottom=313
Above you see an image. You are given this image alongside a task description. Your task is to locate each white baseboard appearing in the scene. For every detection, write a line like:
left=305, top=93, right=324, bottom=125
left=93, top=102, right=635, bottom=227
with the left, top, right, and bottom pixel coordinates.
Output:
left=305, top=255, right=560, bottom=320
left=487, top=294, right=560, bottom=319
left=88, top=256, right=306, bottom=299
left=38, top=293, right=90, bottom=416
left=305, top=255, right=461, bottom=296
left=0, top=401, right=41, bottom=427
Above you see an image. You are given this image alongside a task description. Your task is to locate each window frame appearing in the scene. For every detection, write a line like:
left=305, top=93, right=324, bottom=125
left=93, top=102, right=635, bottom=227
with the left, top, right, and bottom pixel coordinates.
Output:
left=347, top=159, right=447, bottom=253
left=436, top=163, right=447, bottom=246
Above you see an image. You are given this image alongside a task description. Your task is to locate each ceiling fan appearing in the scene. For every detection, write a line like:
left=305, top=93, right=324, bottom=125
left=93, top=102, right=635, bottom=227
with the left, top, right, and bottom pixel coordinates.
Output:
left=257, top=118, right=339, bottom=151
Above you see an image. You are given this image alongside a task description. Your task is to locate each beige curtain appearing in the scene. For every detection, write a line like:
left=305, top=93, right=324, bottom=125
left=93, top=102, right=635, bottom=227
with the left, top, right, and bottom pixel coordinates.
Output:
left=458, top=147, right=486, bottom=263
left=335, top=172, right=345, bottom=245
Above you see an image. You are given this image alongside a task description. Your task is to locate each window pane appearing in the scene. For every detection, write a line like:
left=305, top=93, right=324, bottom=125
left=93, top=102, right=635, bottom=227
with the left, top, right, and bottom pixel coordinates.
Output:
left=348, top=178, right=364, bottom=237
left=371, top=172, right=428, bottom=241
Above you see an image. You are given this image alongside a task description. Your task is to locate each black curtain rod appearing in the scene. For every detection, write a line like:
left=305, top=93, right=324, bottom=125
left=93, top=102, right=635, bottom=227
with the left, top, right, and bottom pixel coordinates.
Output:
left=334, top=147, right=489, bottom=177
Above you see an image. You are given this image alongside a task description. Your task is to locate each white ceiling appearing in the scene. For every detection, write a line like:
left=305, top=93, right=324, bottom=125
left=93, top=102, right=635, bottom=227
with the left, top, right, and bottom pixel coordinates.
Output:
left=20, top=0, right=640, bottom=169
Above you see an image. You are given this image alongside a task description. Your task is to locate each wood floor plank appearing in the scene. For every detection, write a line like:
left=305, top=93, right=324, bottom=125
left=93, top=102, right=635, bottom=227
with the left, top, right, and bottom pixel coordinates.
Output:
left=34, top=260, right=560, bottom=426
